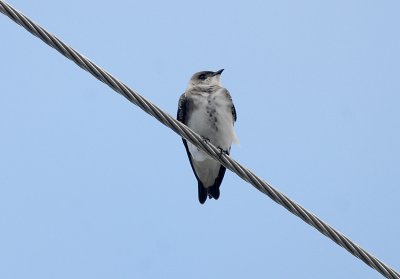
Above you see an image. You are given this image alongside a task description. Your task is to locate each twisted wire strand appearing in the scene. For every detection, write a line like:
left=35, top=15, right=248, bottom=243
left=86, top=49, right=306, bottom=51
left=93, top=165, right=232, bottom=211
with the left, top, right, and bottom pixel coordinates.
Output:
left=1, top=1, right=398, bottom=278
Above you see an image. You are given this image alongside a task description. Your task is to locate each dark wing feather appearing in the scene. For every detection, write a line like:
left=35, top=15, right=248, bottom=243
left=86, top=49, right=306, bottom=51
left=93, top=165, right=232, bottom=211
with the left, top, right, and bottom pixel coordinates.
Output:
left=232, top=104, right=237, bottom=123
left=177, top=93, right=186, bottom=122
left=177, top=93, right=194, bottom=165
left=177, top=94, right=209, bottom=203
left=177, top=94, right=202, bottom=184
left=222, top=88, right=237, bottom=123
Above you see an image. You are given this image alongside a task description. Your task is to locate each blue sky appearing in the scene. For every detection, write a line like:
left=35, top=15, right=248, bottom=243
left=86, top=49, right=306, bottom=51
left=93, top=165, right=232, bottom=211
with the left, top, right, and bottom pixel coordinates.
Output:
left=1, top=0, right=399, bottom=278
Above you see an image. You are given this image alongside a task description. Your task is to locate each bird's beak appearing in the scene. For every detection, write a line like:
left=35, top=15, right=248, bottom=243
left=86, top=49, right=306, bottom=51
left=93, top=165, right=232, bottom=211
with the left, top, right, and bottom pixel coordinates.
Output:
left=213, top=69, right=224, bottom=76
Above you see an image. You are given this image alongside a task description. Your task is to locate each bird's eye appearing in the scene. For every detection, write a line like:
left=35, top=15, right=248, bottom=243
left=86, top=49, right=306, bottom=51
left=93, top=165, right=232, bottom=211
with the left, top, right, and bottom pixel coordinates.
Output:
left=199, top=74, right=206, bottom=80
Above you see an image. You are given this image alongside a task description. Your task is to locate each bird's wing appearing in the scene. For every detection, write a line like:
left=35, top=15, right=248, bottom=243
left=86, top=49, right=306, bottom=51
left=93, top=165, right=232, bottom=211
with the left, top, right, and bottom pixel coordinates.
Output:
left=177, top=93, right=186, bottom=123
left=177, top=93, right=202, bottom=182
left=232, top=103, right=237, bottom=123
left=221, top=88, right=237, bottom=123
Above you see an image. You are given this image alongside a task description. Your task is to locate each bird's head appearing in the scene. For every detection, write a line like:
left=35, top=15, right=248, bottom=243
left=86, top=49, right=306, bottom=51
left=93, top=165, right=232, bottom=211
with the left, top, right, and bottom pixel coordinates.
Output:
left=188, top=69, right=224, bottom=89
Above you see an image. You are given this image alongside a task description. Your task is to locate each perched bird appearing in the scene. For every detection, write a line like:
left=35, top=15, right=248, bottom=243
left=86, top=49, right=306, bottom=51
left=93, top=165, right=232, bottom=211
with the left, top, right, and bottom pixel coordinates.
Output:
left=177, top=69, right=238, bottom=204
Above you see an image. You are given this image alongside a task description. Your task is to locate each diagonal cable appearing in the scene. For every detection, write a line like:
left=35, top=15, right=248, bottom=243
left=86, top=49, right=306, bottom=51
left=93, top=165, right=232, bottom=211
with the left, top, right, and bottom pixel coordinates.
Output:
left=0, top=1, right=398, bottom=278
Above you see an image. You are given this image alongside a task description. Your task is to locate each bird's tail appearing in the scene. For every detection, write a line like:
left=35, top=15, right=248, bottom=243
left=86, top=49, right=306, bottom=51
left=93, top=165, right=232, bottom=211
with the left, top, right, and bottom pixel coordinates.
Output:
left=198, top=183, right=220, bottom=204
left=198, top=183, right=208, bottom=204
left=208, top=185, right=220, bottom=200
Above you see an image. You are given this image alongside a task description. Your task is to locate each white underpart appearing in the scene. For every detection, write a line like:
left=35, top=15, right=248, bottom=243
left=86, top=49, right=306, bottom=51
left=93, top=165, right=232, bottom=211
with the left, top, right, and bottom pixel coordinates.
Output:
left=187, top=88, right=238, bottom=162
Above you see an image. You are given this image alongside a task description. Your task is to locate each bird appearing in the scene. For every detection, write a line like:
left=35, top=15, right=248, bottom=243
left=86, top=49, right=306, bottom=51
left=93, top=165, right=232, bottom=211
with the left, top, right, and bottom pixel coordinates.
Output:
left=177, top=69, right=238, bottom=204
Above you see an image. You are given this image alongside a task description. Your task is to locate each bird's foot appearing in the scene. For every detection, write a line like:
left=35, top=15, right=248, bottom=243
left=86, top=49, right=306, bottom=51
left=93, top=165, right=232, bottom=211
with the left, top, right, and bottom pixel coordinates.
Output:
left=201, top=136, right=210, bottom=143
left=217, top=147, right=229, bottom=159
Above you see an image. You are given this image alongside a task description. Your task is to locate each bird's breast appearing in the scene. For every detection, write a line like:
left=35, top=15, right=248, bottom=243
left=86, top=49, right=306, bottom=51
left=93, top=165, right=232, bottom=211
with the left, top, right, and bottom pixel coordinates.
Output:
left=187, top=89, right=235, bottom=153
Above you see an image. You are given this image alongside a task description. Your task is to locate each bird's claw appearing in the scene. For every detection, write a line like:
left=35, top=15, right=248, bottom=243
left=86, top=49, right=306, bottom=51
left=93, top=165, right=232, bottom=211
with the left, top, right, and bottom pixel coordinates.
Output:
left=217, top=147, right=229, bottom=159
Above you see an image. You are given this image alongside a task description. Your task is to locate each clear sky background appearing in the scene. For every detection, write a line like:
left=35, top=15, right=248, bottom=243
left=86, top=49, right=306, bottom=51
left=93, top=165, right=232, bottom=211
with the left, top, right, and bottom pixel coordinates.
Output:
left=1, top=1, right=399, bottom=278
